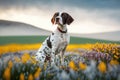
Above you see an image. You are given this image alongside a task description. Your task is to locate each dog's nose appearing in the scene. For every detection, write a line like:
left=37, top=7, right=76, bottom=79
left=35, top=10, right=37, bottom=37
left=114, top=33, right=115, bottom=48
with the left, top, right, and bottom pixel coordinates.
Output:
left=56, top=18, right=59, bottom=22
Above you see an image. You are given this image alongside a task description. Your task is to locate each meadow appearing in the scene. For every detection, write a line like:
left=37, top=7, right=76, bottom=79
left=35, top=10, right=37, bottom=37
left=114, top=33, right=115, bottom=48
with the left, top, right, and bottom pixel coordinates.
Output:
left=0, top=36, right=120, bottom=80
left=0, top=36, right=120, bottom=45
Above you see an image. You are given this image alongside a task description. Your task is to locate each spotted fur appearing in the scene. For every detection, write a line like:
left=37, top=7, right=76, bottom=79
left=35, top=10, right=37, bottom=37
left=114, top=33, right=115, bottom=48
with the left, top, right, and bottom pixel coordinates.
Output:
left=35, top=12, right=74, bottom=64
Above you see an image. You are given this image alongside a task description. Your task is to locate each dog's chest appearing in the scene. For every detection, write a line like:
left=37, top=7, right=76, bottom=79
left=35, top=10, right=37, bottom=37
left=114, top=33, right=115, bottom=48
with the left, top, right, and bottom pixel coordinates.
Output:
left=58, top=33, right=68, bottom=47
left=53, top=32, right=69, bottom=44
left=51, top=32, right=69, bottom=53
left=60, top=33, right=67, bottom=41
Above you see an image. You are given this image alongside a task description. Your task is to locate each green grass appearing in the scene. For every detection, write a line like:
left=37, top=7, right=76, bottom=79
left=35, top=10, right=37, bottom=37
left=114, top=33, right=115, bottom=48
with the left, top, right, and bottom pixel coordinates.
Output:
left=0, top=36, right=47, bottom=45
left=0, top=36, right=119, bottom=45
left=70, top=37, right=120, bottom=44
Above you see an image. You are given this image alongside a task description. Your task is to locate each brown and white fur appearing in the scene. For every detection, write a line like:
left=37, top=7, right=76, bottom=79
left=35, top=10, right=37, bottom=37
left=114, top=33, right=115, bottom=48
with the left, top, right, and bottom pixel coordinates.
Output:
left=35, top=12, right=74, bottom=65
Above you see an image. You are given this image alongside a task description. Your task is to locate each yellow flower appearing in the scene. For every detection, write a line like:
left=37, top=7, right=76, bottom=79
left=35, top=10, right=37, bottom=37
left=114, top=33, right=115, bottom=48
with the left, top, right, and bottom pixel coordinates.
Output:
left=20, top=73, right=24, bottom=80
left=69, top=61, right=77, bottom=71
left=112, top=50, right=116, bottom=54
left=114, top=55, right=119, bottom=59
left=78, top=78, right=80, bottom=80
left=30, top=56, right=37, bottom=64
left=21, top=53, right=30, bottom=63
left=28, top=74, right=33, bottom=80
left=8, top=60, right=13, bottom=68
left=0, top=43, right=41, bottom=54
left=3, top=67, right=11, bottom=80
left=34, top=67, right=41, bottom=79
left=98, top=61, right=106, bottom=73
left=79, top=62, right=87, bottom=70
left=14, top=56, right=20, bottom=62
left=110, top=59, right=119, bottom=65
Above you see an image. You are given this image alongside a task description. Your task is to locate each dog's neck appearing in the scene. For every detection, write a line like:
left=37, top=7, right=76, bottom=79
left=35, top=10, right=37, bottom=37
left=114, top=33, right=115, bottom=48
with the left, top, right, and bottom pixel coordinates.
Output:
left=57, top=24, right=67, bottom=33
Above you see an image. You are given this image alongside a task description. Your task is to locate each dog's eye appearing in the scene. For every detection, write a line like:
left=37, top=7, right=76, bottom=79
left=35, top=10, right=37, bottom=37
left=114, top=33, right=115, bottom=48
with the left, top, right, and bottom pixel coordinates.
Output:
left=54, top=12, right=59, bottom=17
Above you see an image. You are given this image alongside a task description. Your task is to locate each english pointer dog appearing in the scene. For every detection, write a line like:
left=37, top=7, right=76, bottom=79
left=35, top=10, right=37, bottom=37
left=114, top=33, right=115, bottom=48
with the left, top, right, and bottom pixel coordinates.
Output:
left=35, top=12, right=74, bottom=65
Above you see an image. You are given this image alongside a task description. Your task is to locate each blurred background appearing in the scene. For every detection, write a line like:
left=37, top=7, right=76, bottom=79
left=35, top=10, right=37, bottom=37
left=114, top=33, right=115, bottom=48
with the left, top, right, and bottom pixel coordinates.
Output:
left=0, top=1, right=120, bottom=80
left=0, top=0, right=120, bottom=43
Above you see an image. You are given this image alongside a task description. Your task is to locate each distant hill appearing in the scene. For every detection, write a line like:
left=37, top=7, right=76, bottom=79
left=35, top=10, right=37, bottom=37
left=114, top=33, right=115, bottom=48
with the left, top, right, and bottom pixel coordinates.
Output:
left=0, top=20, right=51, bottom=36
left=71, top=31, right=120, bottom=41
left=0, top=20, right=120, bottom=41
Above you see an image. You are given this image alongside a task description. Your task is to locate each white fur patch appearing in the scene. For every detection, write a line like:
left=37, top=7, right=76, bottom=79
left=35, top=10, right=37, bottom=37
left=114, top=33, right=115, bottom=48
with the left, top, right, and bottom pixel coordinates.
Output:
left=55, top=12, right=63, bottom=25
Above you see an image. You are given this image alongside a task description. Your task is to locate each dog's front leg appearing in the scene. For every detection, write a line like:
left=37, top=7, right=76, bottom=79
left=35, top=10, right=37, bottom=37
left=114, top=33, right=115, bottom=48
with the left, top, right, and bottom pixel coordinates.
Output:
left=50, top=43, right=59, bottom=65
left=50, top=51, right=55, bottom=65
left=61, top=52, right=65, bottom=65
left=61, top=46, right=67, bottom=65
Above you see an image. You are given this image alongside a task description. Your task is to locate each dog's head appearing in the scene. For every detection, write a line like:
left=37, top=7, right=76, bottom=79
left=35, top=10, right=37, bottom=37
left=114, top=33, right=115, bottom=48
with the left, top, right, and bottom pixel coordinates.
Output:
left=51, top=12, right=74, bottom=25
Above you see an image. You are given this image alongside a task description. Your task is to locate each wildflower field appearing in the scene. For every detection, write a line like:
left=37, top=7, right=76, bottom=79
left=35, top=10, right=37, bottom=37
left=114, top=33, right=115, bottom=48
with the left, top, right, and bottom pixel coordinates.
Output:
left=0, top=36, right=120, bottom=80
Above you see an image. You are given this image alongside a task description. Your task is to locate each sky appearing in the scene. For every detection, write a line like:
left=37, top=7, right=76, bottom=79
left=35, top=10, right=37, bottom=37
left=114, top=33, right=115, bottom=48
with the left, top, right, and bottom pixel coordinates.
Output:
left=0, top=0, right=120, bottom=34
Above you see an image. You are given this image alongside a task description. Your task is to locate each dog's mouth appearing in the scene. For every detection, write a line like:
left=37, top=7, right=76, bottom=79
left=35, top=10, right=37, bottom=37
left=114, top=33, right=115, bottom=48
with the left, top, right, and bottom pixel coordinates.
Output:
left=55, top=21, right=60, bottom=24
left=55, top=22, right=64, bottom=27
left=58, top=23, right=64, bottom=27
left=55, top=20, right=64, bottom=27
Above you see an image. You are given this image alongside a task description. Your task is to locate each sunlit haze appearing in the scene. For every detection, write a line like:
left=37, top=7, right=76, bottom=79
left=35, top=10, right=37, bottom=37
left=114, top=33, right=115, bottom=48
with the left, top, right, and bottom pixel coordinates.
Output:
left=0, top=0, right=120, bottom=34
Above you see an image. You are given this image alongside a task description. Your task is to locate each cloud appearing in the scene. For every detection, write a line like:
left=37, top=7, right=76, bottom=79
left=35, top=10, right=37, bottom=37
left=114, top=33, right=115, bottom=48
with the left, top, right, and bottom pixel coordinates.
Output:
left=0, top=0, right=120, bottom=33
left=0, top=0, right=120, bottom=10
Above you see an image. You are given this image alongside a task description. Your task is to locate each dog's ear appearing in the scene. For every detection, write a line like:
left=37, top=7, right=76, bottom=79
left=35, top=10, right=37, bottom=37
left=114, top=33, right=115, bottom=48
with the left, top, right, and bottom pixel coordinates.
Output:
left=51, top=16, right=55, bottom=24
left=51, top=12, right=59, bottom=24
left=66, top=14, right=74, bottom=25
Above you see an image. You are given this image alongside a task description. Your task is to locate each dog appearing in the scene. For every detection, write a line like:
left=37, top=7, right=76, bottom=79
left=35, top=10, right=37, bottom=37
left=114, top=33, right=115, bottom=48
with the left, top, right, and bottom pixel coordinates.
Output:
left=35, top=12, right=74, bottom=65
